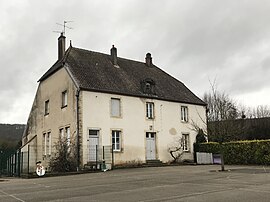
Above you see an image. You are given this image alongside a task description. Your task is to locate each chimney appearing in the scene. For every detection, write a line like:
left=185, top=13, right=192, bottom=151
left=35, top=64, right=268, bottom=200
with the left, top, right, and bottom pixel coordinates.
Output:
left=110, top=45, right=117, bottom=65
left=145, top=53, right=152, bottom=67
left=58, top=32, right=66, bottom=60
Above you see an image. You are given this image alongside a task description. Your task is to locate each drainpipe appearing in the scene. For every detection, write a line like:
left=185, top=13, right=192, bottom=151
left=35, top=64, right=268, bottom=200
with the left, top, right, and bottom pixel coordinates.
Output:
left=76, top=89, right=80, bottom=171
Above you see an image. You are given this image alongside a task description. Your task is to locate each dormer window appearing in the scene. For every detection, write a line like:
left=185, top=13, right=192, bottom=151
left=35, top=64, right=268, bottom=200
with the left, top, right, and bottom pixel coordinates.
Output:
left=141, top=78, right=156, bottom=95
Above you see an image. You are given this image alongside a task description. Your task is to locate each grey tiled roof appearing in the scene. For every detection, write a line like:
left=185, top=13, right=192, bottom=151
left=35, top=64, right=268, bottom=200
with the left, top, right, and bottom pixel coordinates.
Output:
left=39, top=46, right=205, bottom=106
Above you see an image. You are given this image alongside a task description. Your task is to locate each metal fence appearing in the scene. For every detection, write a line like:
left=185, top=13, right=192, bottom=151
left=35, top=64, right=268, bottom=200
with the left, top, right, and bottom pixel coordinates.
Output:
left=85, top=145, right=114, bottom=170
left=1, top=144, right=115, bottom=177
left=3, top=149, right=30, bottom=177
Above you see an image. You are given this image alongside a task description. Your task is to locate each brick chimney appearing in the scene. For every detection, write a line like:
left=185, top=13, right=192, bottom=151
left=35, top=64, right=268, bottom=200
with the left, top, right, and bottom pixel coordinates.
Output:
left=58, top=32, right=66, bottom=60
left=110, top=45, right=117, bottom=65
left=145, top=53, right=152, bottom=67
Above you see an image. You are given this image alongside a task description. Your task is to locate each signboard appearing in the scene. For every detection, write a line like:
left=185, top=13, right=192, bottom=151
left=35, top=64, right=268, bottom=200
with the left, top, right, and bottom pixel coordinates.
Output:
left=36, top=161, right=45, bottom=176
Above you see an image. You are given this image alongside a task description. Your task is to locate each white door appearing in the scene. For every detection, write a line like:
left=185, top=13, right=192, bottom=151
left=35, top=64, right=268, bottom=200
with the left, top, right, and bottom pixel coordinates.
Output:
left=88, top=130, right=99, bottom=161
left=146, top=132, right=156, bottom=160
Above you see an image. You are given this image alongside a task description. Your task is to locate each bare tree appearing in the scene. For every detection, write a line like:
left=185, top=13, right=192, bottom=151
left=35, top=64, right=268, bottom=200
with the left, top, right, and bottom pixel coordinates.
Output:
left=253, top=105, right=270, bottom=118
left=167, top=136, right=184, bottom=163
left=203, top=81, right=239, bottom=171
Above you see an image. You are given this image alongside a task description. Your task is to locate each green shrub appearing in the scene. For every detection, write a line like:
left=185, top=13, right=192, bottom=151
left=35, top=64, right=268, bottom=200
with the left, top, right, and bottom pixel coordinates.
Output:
left=194, top=140, right=270, bottom=165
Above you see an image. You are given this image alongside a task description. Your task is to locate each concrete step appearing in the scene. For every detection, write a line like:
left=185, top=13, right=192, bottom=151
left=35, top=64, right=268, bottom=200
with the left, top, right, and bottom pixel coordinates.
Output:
left=144, top=160, right=164, bottom=167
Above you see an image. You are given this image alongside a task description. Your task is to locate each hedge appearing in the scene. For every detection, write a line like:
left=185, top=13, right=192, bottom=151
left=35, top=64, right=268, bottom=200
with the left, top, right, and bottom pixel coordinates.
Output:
left=194, top=140, right=270, bottom=165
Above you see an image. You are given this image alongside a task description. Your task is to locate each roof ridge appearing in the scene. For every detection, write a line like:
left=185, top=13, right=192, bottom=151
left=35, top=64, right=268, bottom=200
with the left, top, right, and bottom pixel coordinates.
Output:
left=71, top=46, right=149, bottom=66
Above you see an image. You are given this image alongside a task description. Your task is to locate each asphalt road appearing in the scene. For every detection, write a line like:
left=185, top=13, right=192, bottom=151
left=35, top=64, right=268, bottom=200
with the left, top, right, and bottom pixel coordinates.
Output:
left=1, top=165, right=270, bottom=202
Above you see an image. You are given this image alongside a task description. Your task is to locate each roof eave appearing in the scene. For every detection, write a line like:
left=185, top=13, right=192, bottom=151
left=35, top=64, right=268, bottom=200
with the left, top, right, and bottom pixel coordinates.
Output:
left=79, top=87, right=206, bottom=106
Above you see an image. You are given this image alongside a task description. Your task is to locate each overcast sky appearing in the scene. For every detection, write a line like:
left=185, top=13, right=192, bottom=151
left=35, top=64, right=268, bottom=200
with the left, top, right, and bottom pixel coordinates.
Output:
left=1, top=0, right=270, bottom=124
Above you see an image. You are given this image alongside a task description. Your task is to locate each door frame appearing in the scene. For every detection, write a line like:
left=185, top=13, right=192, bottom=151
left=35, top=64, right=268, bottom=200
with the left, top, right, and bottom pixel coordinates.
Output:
left=145, top=132, right=157, bottom=160
left=88, top=129, right=100, bottom=162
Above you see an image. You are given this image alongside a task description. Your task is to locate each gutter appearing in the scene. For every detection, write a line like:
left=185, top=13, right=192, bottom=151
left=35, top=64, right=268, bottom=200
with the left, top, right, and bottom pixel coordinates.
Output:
left=76, top=89, right=80, bottom=171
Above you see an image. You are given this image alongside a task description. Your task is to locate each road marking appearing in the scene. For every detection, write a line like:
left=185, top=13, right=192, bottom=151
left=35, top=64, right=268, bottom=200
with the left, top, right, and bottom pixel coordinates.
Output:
left=0, top=190, right=25, bottom=202
left=138, top=188, right=235, bottom=202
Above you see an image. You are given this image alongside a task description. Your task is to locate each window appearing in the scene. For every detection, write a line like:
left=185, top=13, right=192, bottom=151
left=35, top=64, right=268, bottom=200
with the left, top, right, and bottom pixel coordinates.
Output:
left=89, top=130, right=99, bottom=136
left=66, top=127, right=70, bottom=146
left=43, top=132, right=51, bottom=156
left=59, top=127, right=70, bottom=146
left=182, top=134, right=190, bottom=151
left=181, top=106, right=188, bottom=122
left=146, top=102, right=154, bottom=119
left=112, top=130, right=121, bottom=151
left=45, top=100, right=49, bottom=115
left=42, top=133, right=46, bottom=156
left=111, top=98, right=121, bottom=117
left=62, top=91, right=68, bottom=107
left=60, top=128, right=64, bottom=139
left=47, top=132, right=51, bottom=155
left=141, top=78, right=156, bottom=95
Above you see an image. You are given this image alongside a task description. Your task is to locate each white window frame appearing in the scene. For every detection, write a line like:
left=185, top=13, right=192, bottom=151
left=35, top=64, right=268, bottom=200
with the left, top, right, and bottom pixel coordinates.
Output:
left=146, top=102, right=154, bottom=119
left=47, top=132, right=51, bottom=156
left=42, top=133, right=46, bottom=156
left=66, top=127, right=70, bottom=146
left=60, top=128, right=64, bottom=139
left=111, top=98, right=121, bottom=117
left=182, top=133, right=190, bottom=152
left=181, top=106, right=188, bottom=122
left=112, top=130, right=121, bottom=152
left=62, top=90, right=68, bottom=108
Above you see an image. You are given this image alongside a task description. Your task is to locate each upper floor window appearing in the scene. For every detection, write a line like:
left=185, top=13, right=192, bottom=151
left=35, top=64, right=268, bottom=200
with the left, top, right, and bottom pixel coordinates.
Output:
left=45, top=100, right=50, bottom=115
left=146, top=102, right=154, bottom=119
left=111, top=98, right=121, bottom=117
left=181, top=106, right=188, bottom=122
left=62, top=91, right=68, bottom=108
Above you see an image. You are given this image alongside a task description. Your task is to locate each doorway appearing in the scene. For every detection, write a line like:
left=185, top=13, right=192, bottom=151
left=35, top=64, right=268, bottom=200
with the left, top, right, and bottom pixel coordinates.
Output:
left=146, top=132, right=156, bottom=160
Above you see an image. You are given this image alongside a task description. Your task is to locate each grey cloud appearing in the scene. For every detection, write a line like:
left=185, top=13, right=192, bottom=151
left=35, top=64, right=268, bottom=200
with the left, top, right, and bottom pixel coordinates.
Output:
left=1, top=0, right=270, bottom=123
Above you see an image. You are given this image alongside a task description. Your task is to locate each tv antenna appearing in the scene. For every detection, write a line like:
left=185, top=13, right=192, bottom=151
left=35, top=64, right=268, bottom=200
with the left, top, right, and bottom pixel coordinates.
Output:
left=55, top=21, right=73, bottom=35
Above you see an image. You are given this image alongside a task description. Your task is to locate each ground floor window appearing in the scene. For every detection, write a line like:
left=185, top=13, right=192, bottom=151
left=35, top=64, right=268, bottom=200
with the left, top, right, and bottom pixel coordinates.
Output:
left=59, top=126, right=71, bottom=146
left=182, top=134, right=190, bottom=151
left=43, top=132, right=51, bottom=156
left=112, top=130, right=121, bottom=151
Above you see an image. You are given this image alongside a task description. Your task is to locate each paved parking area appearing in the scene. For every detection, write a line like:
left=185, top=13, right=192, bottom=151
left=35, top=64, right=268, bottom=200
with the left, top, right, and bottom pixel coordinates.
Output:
left=1, top=165, right=270, bottom=201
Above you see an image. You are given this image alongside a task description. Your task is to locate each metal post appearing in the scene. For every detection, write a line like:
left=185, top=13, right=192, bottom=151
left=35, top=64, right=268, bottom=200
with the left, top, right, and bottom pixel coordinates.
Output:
left=6, top=157, right=9, bottom=176
left=0, top=150, right=2, bottom=176
left=27, top=145, right=30, bottom=174
left=21, top=152, right=24, bottom=175
left=95, top=145, right=98, bottom=170
left=103, top=146, right=105, bottom=160
left=14, top=152, right=17, bottom=176
left=17, top=150, right=21, bottom=177
left=11, top=155, right=13, bottom=176
left=111, top=144, right=114, bottom=170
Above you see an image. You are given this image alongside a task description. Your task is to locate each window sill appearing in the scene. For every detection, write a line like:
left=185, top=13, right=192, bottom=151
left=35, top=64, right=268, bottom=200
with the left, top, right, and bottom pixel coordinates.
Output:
left=61, top=105, right=67, bottom=109
left=111, top=116, right=122, bottom=119
left=113, top=149, right=123, bottom=153
left=44, top=113, right=49, bottom=116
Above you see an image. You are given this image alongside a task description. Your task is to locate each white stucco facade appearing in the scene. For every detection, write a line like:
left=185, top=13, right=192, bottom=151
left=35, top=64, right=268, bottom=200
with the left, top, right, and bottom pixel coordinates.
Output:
left=22, top=64, right=207, bottom=171
left=81, top=91, right=207, bottom=165
left=21, top=67, right=77, bottom=171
